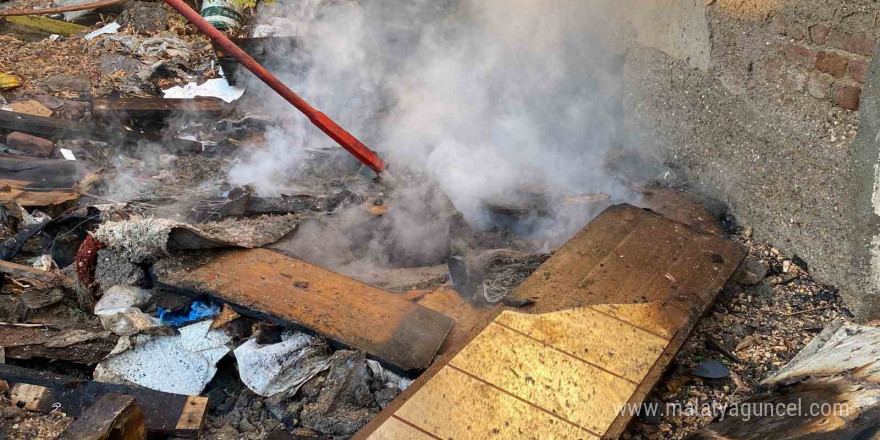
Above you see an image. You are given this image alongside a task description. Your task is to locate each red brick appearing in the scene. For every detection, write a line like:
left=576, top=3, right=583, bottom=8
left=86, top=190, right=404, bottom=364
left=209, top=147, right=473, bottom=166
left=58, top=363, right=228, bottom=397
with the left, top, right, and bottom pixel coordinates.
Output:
left=826, top=29, right=875, bottom=56
left=834, top=84, right=861, bottom=110
left=849, top=59, right=869, bottom=84
left=815, top=52, right=849, bottom=77
left=6, top=132, right=54, bottom=157
left=780, top=43, right=816, bottom=67
left=809, top=24, right=829, bottom=45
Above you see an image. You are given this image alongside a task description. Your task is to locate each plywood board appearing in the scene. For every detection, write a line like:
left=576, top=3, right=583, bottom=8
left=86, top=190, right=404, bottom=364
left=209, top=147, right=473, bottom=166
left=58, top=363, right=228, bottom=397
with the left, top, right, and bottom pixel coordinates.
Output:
left=156, top=249, right=454, bottom=370
left=354, top=204, right=746, bottom=440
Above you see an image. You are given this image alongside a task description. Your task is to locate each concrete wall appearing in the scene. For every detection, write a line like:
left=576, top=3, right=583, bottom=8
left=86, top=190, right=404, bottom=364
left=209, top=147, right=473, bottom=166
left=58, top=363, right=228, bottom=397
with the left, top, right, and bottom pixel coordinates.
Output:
left=618, top=0, right=880, bottom=320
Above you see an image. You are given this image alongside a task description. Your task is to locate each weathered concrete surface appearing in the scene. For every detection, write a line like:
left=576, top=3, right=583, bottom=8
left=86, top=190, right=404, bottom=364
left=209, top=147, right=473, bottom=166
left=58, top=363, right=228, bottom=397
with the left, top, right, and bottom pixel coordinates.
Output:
left=851, top=44, right=880, bottom=321
left=619, top=0, right=880, bottom=320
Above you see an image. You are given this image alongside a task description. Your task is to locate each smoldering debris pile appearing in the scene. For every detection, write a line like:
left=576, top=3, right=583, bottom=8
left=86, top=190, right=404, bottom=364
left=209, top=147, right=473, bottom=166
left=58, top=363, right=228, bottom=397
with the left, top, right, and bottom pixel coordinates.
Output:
left=0, top=0, right=624, bottom=438
left=0, top=0, right=872, bottom=440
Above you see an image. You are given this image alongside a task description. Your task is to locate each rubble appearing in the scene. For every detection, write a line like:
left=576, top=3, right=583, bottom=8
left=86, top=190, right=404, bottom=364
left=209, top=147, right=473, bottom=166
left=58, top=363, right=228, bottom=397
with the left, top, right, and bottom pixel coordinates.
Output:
left=0, top=2, right=865, bottom=439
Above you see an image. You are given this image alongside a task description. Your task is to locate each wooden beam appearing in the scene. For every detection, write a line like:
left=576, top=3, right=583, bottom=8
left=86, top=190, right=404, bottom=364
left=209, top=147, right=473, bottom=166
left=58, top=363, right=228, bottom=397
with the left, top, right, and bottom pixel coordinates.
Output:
left=154, top=248, right=454, bottom=371
left=1, top=364, right=208, bottom=438
left=353, top=204, right=747, bottom=440
left=92, top=98, right=225, bottom=122
left=0, top=325, right=116, bottom=364
left=0, top=111, right=202, bottom=154
left=57, top=393, right=147, bottom=440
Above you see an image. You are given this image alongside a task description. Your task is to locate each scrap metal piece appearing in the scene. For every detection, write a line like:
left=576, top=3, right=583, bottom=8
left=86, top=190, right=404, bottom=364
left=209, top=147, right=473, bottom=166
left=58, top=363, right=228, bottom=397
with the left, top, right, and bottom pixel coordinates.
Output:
left=354, top=204, right=747, bottom=440
left=154, top=248, right=454, bottom=371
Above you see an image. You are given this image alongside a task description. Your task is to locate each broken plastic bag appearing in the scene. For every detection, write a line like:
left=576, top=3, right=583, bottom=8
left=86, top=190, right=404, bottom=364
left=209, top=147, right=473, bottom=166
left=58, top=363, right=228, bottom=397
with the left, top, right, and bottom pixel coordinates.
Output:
left=158, top=300, right=220, bottom=327
left=234, top=331, right=332, bottom=397
left=94, top=285, right=160, bottom=336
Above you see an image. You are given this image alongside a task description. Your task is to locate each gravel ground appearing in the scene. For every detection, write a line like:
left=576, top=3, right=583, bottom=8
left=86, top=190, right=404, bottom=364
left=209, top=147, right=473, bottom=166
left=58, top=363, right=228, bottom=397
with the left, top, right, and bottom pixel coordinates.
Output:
left=622, top=229, right=851, bottom=440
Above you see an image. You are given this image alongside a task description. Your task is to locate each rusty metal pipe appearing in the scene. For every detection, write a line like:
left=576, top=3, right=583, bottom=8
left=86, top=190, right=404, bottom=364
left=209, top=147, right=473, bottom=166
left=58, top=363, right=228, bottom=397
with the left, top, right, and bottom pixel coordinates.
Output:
left=162, top=0, right=387, bottom=175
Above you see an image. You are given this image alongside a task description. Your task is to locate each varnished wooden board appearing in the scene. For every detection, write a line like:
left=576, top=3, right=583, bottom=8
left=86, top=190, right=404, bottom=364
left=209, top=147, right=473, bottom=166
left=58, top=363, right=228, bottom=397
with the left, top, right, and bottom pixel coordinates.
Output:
left=1, top=364, right=207, bottom=438
left=354, top=204, right=746, bottom=440
left=155, top=249, right=454, bottom=371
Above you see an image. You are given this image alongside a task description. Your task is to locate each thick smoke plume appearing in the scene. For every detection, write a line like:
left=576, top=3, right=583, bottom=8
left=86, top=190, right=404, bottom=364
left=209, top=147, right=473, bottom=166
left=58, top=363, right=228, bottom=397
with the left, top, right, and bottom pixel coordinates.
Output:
left=229, top=0, right=638, bottom=253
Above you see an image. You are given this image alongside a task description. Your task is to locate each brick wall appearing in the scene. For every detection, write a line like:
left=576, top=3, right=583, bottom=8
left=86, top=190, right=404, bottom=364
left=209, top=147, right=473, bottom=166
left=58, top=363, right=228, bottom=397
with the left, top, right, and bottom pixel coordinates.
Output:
left=769, top=17, right=874, bottom=111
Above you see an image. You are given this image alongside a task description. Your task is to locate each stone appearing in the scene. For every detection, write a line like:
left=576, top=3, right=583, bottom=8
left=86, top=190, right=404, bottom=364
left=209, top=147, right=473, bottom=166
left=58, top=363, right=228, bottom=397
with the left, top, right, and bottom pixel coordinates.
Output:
left=809, top=24, right=829, bottom=45
left=119, top=2, right=167, bottom=34
left=814, top=52, right=848, bottom=78
left=834, top=84, right=861, bottom=111
left=770, top=15, right=785, bottom=35
left=807, top=75, right=832, bottom=99
left=100, top=54, right=143, bottom=76
left=780, top=43, right=816, bottom=67
left=45, top=74, right=91, bottom=93
left=826, top=29, right=875, bottom=57
left=6, top=132, right=54, bottom=157
left=731, top=256, right=769, bottom=285
left=850, top=59, right=869, bottom=84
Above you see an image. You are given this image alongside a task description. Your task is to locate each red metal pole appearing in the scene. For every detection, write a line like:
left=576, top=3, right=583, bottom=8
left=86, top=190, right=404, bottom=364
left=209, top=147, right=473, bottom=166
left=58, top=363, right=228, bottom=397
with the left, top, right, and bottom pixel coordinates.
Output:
left=162, top=0, right=387, bottom=175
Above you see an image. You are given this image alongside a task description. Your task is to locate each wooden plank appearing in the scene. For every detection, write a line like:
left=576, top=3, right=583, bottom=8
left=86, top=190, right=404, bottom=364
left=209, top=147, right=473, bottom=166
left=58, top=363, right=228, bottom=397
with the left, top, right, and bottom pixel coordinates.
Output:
left=416, top=285, right=497, bottom=356
left=1, top=364, right=208, bottom=438
left=353, top=204, right=746, bottom=440
left=0, top=325, right=116, bottom=364
left=92, top=98, right=225, bottom=122
left=57, top=393, right=147, bottom=440
left=155, top=249, right=454, bottom=370
left=4, top=16, right=88, bottom=36
left=0, top=110, right=202, bottom=154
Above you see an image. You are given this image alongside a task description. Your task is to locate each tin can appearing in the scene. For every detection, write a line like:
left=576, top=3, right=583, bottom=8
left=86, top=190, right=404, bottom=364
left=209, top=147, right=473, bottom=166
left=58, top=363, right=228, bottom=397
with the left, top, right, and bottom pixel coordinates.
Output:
left=200, top=0, right=245, bottom=30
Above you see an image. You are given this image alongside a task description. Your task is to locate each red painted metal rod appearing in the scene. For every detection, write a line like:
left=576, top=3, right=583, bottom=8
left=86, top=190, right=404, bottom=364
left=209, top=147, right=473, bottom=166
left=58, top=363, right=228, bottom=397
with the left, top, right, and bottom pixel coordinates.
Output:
left=162, top=0, right=387, bottom=174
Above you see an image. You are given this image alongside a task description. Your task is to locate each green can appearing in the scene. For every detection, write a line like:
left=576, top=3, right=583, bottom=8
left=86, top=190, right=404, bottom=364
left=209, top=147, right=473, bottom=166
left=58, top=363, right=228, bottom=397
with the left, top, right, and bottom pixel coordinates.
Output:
left=201, top=0, right=245, bottom=30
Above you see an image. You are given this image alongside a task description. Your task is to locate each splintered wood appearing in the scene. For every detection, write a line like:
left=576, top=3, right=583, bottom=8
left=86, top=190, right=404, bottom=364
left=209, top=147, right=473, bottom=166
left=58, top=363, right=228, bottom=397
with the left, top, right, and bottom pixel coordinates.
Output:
left=354, top=204, right=747, bottom=440
left=156, top=249, right=454, bottom=370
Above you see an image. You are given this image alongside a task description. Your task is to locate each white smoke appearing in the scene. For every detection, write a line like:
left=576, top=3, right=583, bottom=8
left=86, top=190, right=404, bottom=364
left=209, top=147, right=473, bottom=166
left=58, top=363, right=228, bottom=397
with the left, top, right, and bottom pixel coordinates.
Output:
left=229, top=0, right=638, bottom=250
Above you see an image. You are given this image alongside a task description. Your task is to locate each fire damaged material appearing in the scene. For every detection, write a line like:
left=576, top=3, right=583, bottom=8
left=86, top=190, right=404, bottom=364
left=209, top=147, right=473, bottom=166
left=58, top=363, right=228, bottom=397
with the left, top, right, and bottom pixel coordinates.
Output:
left=92, top=216, right=299, bottom=264
left=190, top=190, right=360, bottom=222
left=154, top=248, right=454, bottom=371
left=0, top=324, right=116, bottom=364
left=354, top=204, right=747, bottom=440
left=56, top=393, right=147, bottom=440
left=300, top=351, right=381, bottom=437
left=234, top=330, right=332, bottom=397
left=763, top=320, right=880, bottom=384
left=0, top=110, right=202, bottom=153
left=94, top=320, right=231, bottom=395
left=685, top=378, right=880, bottom=440
left=92, top=97, right=225, bottom=125
left=0, top=364, right=208, bottom=438
left=686, top=320, right=880, bottom=440
left=447, top=249, right=535, bottom=305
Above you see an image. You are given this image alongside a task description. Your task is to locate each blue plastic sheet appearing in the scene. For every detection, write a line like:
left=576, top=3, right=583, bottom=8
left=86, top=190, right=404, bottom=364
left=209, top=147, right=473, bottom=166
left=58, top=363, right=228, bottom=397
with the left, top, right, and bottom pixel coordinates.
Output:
left=158, top=300, right=221, bottom=327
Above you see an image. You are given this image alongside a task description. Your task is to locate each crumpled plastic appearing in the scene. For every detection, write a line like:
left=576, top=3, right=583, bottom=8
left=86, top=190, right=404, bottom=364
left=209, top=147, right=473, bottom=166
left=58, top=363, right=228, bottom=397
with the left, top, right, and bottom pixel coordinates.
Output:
left=94, top=285, right=160, bottom=336
left=234, top=331, right=332, bottom=397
